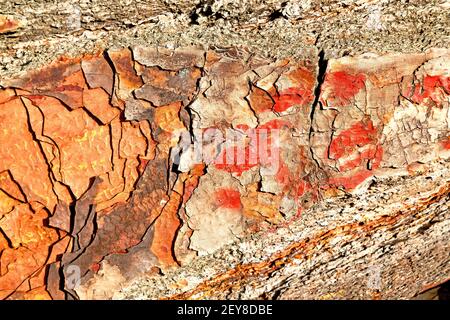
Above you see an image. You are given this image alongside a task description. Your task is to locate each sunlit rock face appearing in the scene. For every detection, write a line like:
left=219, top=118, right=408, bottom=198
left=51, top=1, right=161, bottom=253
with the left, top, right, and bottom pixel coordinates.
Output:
left=0, top=47, right=449, bottom=299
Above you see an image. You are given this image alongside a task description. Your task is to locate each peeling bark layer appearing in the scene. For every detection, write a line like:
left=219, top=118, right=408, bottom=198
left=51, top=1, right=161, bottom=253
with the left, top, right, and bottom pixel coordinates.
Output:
left=0, top=46, right=449, bottom=300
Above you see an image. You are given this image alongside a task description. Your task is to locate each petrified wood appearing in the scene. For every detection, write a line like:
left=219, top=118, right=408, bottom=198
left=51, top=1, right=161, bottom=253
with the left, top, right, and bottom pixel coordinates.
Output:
left=0, top=43, right=448, bottom=300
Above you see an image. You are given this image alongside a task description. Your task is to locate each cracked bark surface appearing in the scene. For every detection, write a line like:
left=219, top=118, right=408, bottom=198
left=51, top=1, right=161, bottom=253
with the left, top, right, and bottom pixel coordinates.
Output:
left=0, top=44, right=449, bottom=300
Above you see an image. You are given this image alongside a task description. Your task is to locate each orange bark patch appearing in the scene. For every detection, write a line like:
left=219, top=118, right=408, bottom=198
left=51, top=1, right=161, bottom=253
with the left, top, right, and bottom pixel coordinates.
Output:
left=0, top=97, right=57, bottom=209
left=83, top=87, right=120, bottom=124
left=120, top=121, right=154, bottom=159
left=182, top=164, right=206, bottom=204
left=151, top=190, right=182, bottom=268
left=0, top=89, right=16, bottom=104
left=0, top=204, right=61, bottom=299
left=135, top=65, right=201, bottom=106
left=52, top=70, right=86, bottom=109
left=28, top=96, right=112, bottom=198
left=108, top=48, right=143, bottom=99
left=241, top=184, right=283, bottom=224
left=12, top=59, right=86, bottom=109
left=0, top=170, right=27, bottom=203
left=154, top=102, right=185, bottom=133
left=247, top=86, right=274, bottom=113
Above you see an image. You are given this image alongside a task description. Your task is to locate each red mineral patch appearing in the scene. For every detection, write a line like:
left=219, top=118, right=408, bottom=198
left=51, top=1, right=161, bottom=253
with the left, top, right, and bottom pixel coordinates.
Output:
left=327, top=119, right=383, bottom=189
left=273, top=87, right=314, bottom=113
left=275, top=160, right=291, bottom=187
left=321, top=71, right=366, bottom=107
left=328, top=171, right=372, bottom=190
left=258, top=119, right=290, bottom=130
left=214, top=145, right=259, bottom=175
left=269, top=67, right=316, bottom=113
left=214, top=188, right=242, bottom=210
left=328, top=119, right=378, bottom=161
left=215, top=120, right=285, bottom=175
left=90, top=263, right=101, bottom=273
left=441, top=137, right=450, bottom=150
left=296, top=180, right=313, bottom=198
left=0, top=17, right=19, bottom=33
left=406, top=75, right=450, bottom=107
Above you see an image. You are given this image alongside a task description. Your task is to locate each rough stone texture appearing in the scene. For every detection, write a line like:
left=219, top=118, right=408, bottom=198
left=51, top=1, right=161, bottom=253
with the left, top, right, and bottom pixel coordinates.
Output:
left=0, top=0, right=449, bottom=300
left=1, top=0, right=449, bottom=82
left=119, top=161, right=450, bottom=300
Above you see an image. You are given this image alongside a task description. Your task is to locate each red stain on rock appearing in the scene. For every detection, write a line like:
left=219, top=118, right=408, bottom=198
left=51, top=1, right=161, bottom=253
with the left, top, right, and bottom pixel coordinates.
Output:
left=271, top=67, right=315, bottom=113
left=275, top=160, right=291, bottom=186
left=0, top=17, right=19, bottom=33
left=338, top=145, right=382, bottom=171
left=215, top=120, right=285, bottom=175
left=296, top=180, right=312, bottom=198
left=441, top=137, right=450, bottom=150
left=90, top=263, right=101, bottom=273
left=259, top=119, right=289, bottom=130
left=327, top=119, right=383, bottom=189
left=328, top=119, right=378, bottom=161
left=214, top=188, right=242, bottom=210
left=405, top=75, right=450, bottom=106
left=273, top=87, right=313, bottom=113
left=214, top=145, right=259, bottom=175
left=321, top=71, right=366, bottom=107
